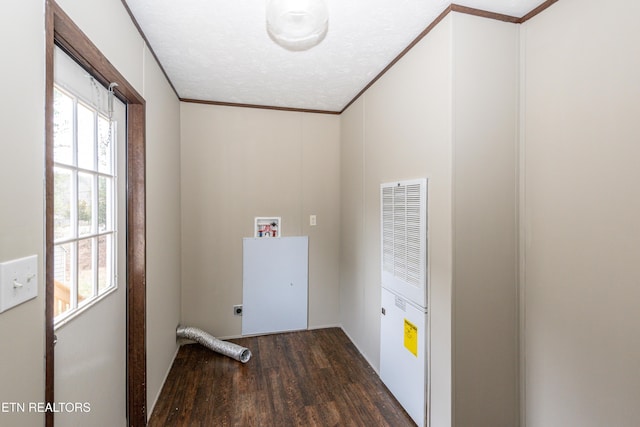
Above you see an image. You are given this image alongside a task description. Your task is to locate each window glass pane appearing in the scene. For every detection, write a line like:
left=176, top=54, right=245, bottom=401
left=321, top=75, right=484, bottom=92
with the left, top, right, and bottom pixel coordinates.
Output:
left=54, top=167, right=73, bottom=241
left=78, top=172, right=94, bottom=236
left=54, top=242, right=73, bottom=318
left=98, top=116, right=112, bottom=174
left=52, top=84, right=118, bottom=326
left=78, top=238, right=95, bottom=304
left=77, top=103, right=95, bottom=170
left=53, top=89, right=73, bottom=165
left=98, top=234, right=113, bottom=294
left=98, top=176, right=112, bottom=232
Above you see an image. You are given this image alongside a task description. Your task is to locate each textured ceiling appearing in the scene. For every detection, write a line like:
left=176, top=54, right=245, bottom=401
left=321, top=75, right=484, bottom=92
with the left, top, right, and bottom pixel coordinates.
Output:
left=124, top=0, right=547, bottom=112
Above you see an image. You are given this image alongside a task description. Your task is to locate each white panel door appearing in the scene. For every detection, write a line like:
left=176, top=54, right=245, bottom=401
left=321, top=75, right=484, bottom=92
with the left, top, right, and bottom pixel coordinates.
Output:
left=242, top=236, right=308, bottom=336
left=53, top=46, right=127, bottom=427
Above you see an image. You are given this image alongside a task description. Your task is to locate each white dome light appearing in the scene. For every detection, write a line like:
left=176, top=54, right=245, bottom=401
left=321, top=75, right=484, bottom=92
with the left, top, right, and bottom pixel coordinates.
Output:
left=266, top=0, right=329, bottom=51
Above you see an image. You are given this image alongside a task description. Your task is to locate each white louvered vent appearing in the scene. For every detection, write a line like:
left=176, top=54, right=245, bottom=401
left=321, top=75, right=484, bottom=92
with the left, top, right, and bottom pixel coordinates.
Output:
left=381, top=179, right=427, bottom=306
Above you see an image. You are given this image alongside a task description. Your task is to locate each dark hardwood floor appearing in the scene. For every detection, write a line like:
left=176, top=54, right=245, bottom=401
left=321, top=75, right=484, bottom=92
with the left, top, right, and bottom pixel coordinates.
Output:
left=148, top=327, right=417, bottom=426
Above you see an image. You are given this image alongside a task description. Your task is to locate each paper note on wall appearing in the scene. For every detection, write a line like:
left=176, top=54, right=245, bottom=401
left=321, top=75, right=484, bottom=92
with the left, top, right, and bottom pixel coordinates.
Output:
left=404, top=319, right=418, bottom=357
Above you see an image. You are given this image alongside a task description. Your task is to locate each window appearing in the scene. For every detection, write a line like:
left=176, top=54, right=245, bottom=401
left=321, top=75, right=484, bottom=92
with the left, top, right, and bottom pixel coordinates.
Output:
left=53, top=85, right=117, bottom=324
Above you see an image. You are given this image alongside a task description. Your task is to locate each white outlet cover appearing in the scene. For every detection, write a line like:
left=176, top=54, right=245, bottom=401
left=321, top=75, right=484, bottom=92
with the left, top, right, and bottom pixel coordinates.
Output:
left=0, top=255, right=38, bottom=313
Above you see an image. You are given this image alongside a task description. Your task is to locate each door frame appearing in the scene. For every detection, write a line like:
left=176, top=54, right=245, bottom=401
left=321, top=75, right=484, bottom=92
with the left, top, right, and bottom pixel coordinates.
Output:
left=45, top=1, right=147, bottom=426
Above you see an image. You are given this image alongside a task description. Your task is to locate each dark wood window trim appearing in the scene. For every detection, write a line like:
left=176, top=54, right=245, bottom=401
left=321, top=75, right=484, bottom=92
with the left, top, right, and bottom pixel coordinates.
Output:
left=45, top=1, right=147, bottom=426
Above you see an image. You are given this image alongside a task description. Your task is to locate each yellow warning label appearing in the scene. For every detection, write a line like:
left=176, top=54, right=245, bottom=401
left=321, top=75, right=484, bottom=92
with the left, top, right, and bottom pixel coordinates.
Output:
left=404, top=319, right=418, bottom=357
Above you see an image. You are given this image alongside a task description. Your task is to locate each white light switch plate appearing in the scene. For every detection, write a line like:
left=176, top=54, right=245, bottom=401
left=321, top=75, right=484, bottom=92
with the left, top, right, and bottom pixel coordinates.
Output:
left=0, top=255, right=38, bottom=313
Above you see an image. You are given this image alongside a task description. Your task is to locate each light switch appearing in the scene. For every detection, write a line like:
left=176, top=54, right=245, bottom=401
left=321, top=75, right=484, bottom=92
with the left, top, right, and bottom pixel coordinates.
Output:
left=0, top=255, right=38, bottom=314
left=309, top=215, right=317, bottom=226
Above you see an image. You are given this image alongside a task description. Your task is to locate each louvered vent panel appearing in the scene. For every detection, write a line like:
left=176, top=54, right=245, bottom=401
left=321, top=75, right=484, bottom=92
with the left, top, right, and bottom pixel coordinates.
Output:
left=393, top=185, right=407, bottom=281
left=381, top=179, right=427, bottom=292
left=382, top=187, right=394, bottom=274
left=405, top=183, right=422, bottom=286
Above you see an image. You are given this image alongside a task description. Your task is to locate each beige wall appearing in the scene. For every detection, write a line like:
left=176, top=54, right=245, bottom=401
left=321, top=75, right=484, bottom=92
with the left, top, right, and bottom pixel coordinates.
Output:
left=180, top=103, right=341, bottom=338
left=340, top=12, right=520, bottom=427
left=0, top=1, right=181, bottom=425
left=451, top=13, right=518, bottom=427
left=341, top=15, right=454, bottom=427
left=521, top=0, right=640, bottom=426
left=143, top=45, right=182, bottom=415
left=0, top=1, right=46, bottom=425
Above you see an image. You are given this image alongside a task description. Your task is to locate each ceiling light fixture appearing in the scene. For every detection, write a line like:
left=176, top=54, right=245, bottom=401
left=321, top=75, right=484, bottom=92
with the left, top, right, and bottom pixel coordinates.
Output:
left=266, top=0, right=329, bottom=51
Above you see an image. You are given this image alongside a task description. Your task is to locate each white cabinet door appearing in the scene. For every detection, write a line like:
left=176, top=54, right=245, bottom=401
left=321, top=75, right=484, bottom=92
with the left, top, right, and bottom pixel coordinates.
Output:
left=380, top=287, right=428, bottom=427
left=242, top=236, right=308, bottom=336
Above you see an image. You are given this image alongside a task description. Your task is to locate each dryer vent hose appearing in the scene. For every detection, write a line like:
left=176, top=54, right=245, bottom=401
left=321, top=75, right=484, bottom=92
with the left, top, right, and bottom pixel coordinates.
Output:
left=176, top=325, right=251, bottom=363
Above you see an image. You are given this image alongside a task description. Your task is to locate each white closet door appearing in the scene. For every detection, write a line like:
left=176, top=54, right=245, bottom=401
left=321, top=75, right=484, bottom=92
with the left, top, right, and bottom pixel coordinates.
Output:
left=242, top=236, right=308, bottom=336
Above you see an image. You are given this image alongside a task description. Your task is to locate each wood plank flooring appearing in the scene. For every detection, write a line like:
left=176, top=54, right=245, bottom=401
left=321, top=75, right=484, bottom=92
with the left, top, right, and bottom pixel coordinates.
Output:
left=148, top=328, right=417, bottom=426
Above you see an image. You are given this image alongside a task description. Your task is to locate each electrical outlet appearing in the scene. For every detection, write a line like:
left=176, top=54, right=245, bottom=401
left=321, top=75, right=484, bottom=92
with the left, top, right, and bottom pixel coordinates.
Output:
left=233, top=305, right=243, bottom=316
left=310, top=215, right=317, bottom=226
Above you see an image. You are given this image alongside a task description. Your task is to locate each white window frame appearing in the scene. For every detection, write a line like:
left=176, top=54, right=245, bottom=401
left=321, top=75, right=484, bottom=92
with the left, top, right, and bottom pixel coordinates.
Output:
left=53, top=84, right=118, bottom=328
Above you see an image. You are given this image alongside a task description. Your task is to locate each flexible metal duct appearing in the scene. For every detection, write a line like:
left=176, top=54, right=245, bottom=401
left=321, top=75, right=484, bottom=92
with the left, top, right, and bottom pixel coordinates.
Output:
left=176, top=325, right=251, bottom=363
